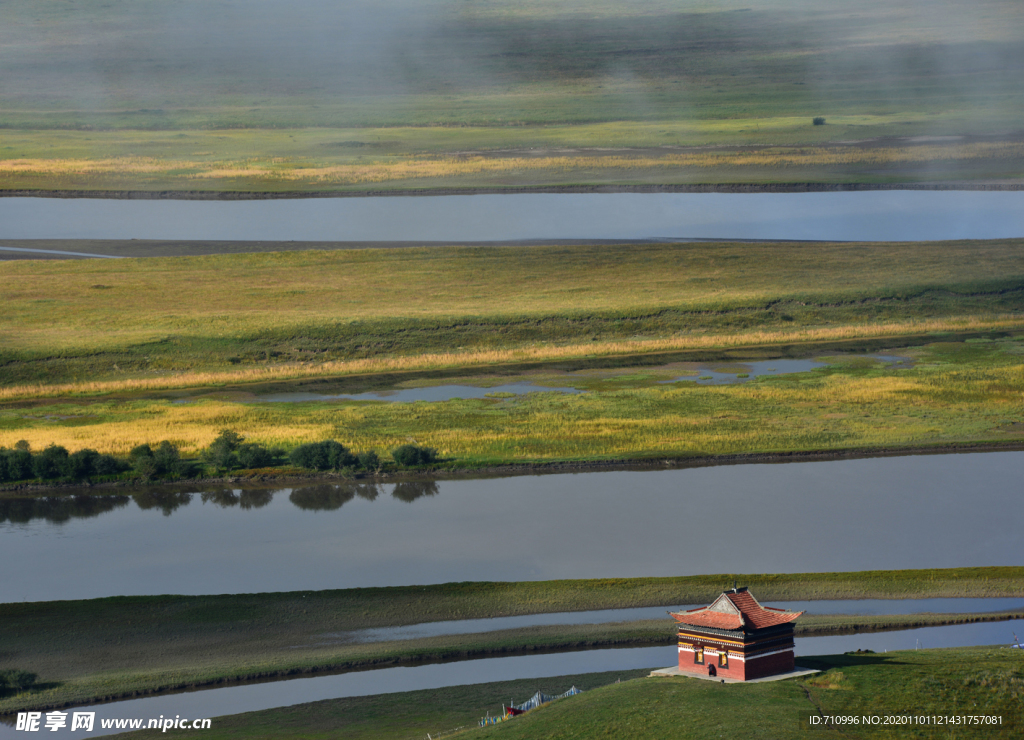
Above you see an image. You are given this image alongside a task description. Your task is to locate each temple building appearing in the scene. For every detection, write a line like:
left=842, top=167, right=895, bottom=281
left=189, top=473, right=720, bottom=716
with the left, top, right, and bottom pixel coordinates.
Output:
left=670, top=587, right=803, bottom=681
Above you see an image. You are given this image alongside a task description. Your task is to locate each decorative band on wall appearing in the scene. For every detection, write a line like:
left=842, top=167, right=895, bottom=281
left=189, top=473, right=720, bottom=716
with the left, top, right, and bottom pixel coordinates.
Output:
left=679, top=645, right=793, bottom=663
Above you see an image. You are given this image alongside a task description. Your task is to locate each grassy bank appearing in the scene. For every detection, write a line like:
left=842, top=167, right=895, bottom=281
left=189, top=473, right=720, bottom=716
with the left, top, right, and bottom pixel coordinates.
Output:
left=116, top=648, right=1024, bottom=739
left=3, top=0, right=1024, bottom=191
left=1, top=568, right=1022, bottom=713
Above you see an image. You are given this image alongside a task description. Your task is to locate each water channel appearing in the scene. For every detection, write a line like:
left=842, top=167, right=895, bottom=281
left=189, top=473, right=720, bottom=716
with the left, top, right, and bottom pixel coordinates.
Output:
left=343, top=597, right=1024, bottom=643
left=2, top=451, right=1022, bottom=603
left=2, top=191, right=1024, bottom=242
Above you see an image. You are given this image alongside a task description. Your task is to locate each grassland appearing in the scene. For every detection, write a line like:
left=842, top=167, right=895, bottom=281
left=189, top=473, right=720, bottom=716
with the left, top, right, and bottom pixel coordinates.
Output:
left=1, top=239, right=1022, bottom=459
left=1, top=568, right=1021, bottom=714
left=3, top=336, right=1024, bottom=462
left=121, top=669, right=657, bottom=740
left=117, top=649, right=1024, bottom=740
left=3, top=0, right=1024, bottom=192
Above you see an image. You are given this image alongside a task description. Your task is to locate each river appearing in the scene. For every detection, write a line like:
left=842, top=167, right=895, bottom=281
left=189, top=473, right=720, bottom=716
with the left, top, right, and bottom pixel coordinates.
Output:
left=2, top=191, right=1024, bottom=242
left=2, top=451, right=1022, bottom=603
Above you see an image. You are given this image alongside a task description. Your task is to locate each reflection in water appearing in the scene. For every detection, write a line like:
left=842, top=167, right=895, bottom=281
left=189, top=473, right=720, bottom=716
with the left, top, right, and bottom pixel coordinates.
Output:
left=291, top=484, right=365, bottom=511
left=392, top=480, right=439, bottom=503
left=131, top=490, right=192, bottom=516
left=0, top=495, right=129, bottom=525
left=3, top=452, right=1023, bottom=602
left=202, top=488, right=275, bottom=510
left=0, top=481, right=430, bottom=522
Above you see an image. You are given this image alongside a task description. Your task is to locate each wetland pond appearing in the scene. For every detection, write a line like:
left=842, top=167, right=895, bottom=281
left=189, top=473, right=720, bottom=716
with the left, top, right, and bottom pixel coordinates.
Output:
left=2, top=191, right=1024, bottom=242
left=2, top=451, right=1022, bottom=603
left=177, top=352, right=908, bottom=404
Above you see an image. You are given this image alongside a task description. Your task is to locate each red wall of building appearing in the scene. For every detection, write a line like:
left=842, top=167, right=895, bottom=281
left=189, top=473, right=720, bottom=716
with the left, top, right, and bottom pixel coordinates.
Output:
left=744, top=649, right=795, bottom=680
left=678, top=645, right=794, bottom=681
left=677, top=647, right=745, bottom=680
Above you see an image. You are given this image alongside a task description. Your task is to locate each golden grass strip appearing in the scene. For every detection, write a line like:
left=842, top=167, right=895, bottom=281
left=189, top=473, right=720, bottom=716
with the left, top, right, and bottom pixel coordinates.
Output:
left=3, top=314, right=1021, bottom=401
left=4, top=142, right=1022, bottom=185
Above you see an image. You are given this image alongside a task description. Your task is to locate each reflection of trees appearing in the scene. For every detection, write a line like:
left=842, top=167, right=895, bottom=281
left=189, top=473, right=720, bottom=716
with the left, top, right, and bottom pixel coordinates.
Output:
left=353, top=482, right=381, bottom=501
left=290, top=484, right=355, bottom=511
left=200, top=488, right=276, bottom=509
left=132, top=491, right=192, bottom=516
left=391, top=480, right=440, bottom=503
left=201, top=488, right=239, bottom=507
left=0, top=495, right=130, bottom=525
left=239, top=489, right=274, bottom=509
left=289, top=482, right=383, bottom=511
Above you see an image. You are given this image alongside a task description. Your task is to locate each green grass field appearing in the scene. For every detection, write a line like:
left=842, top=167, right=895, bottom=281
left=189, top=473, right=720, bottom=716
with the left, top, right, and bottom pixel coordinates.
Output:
left=114, top=649, right=1024, bottom=740
left=3, top=0, right=1023, bottom=191
left=2, top=240, right=1022, bottom=460
left=1, top=568, right=1021, bottom=714
left=3, top=239, right=1022, bottom=385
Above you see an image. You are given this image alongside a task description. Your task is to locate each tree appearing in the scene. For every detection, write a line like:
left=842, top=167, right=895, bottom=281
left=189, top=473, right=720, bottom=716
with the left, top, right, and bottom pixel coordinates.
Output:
left=322, top=440, right=355, bottom=469
left=3, top=449, right=33, bottom=481
left=32, top=445, right=69, bottom=479
left=66, top=449, right=100, bottom=481
left=357, top=450, right=380, bottom=471
left=391, top=444, right=438, bottom=467
left=153, top=440, right=181, bottom=475
left=289, top=442, right=329, bottom=470
left=203, top=430, right=243, bottom=472
left=237, top=443, right=273, bottom=469
left=0, top=669, right=37, bottom=694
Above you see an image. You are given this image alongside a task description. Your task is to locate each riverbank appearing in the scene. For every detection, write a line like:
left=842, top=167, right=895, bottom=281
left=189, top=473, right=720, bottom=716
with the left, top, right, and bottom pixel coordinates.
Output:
left=113, top=647, right=1024, bottom=740
left=1, top=568, right=1022, bottom=714
left=4, top=182, right=1024, bottom=200
left=4, top=439, right=1024, bottom=498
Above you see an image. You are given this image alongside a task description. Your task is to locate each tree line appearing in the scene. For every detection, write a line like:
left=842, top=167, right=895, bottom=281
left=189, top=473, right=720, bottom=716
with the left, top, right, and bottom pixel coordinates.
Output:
left=0, top=433, right=439, bottom=484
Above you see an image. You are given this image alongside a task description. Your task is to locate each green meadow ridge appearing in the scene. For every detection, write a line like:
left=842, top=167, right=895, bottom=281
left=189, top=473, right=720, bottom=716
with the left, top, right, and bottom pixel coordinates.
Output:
left=116, top=649, right=1024, bottom=740
left=3, top=239, right=1024, bottom=467
left=1, top=568, right=1022, bottom=713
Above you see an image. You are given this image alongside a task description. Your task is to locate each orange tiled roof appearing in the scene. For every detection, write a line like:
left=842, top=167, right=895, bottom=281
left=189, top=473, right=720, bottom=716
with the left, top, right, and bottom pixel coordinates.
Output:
left=671, top=588, right=803, bottom=631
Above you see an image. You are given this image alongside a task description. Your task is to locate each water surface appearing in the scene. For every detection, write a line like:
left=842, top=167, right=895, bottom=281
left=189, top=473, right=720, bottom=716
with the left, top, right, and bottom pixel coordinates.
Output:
left=2, top=191, right=1023, bottom=241
left=255, top=382, right=585, bottom=403
left=344, top=598, right=1024, bottom=643
left=2, top=452, right=1022, bottom=603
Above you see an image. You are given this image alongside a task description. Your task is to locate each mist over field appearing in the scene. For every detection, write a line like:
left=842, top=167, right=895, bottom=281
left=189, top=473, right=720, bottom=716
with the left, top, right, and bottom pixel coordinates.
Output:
left=1, top=0, right=1022, bottom=191
left=3, top=0, right=1022, bottom=127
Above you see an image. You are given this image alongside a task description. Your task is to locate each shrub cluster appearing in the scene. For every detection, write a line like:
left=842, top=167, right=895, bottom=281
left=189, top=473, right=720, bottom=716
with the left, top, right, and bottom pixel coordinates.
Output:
left=288, top=440, right=381, bottom=471
left=201, top=430, right=283, bottom=472
left=0, top=442, right=128, bottom=483
left=1, top=433, right=444, bottom=485
left=391, top=444, right=439, bottom=467
left=130, top=441, right=192, bottom=480
left=0, top=669, right=37, bottom=695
